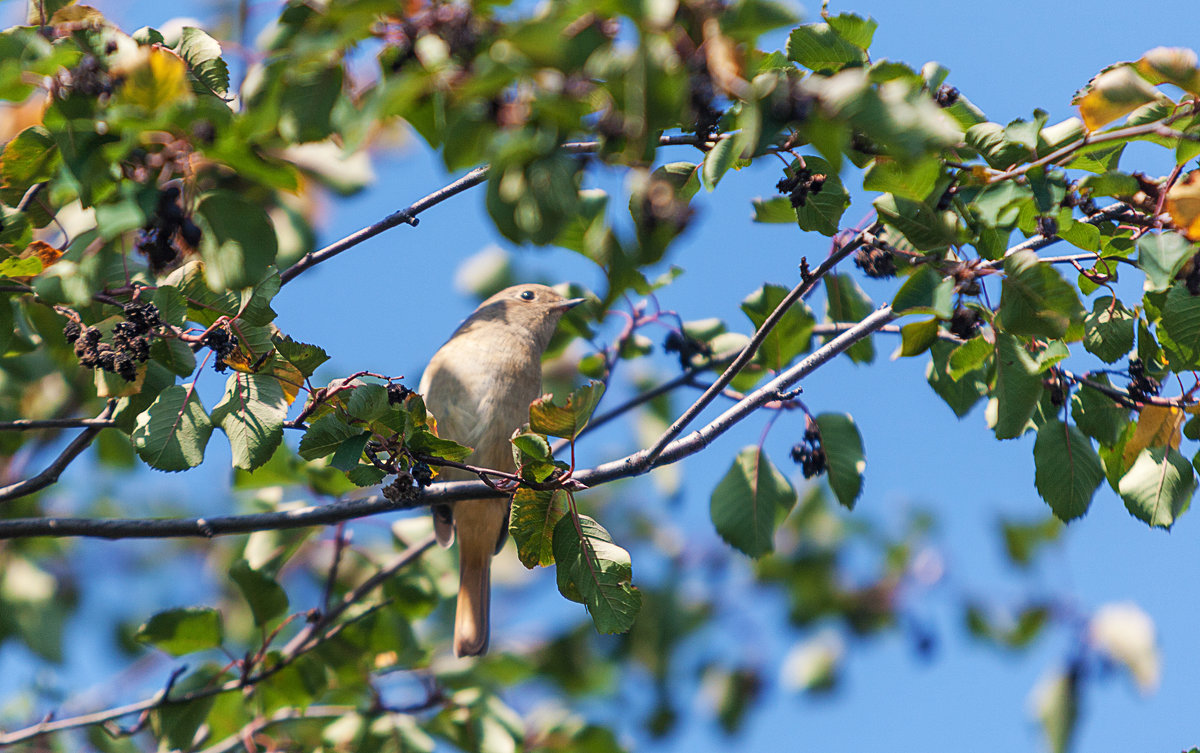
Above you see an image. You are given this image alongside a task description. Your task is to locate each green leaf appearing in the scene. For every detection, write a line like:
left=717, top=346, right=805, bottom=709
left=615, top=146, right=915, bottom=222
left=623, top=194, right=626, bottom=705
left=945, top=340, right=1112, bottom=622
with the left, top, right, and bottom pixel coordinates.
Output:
left=710, top=446, right=798, bottom=557
left=131, top=385, right=213, bottom=471
left=195, top=191, right=279, bottom=291
left=529, top=380, right=605, bottom=439
left=892, top=264, right=954, bottom=317
left=152, top=285, right=188, bottom=328
left=752, top=196, right=796, bottom=223
left=998, top=250, right=1083, bottom=339
left=873, top=194, right=956, bottom=251
left=1119, top=447, right=1195, bottom=529
left=815, top=413, right=866, bottom=509
left=407, top=428, right=473, bottom=463
left=271, top=334, right=329, bottom=378
left=1159, top=282, right=1200, bottom=368
left=510, top=487, right=569, bottom=568
left=863, top=156, right=940, bottom=201
left=297, top=413, right=356, bottom=461
left=786, top=23, right=868, bottom=72
left=1138, top=232, right=1194, bottom=292
left=210, top=372, right=288, bottom=471
left=1033, top=420, right=1104, bottom=522
left=947, top=336, right=992, bottom=380
left=346, top=383, right=389, bottom=422
left=792, top=156, right=850, bottom=237
left=993, top=334, right=1044, bottom=439
left=552, top=514, right=641, bottom=633
left=229, top=559, right=288, bottom=626
left=1082, top=296, right=1135, bottom=363
left=1071, top=376, right=1130, bottom=446
left=330, top=432, right=370, bottom=472
left=702, top=136, right=740, bottom=190
left=898, top=318, right=939, bottom=357
left=278, top=65, right=343, bottom=143
left=136, top=607, right=223, bottom=656
left=163, top=261, right=279, bottom=327
left=1032, top=669, right=1078, bottom=753
left=0, top=126, right=59, bottom=206
left=824, top=274, right=875, bottom=363
left=740, top=284, right=816, bottom=370
left=177, top=27, right=229, bottom=98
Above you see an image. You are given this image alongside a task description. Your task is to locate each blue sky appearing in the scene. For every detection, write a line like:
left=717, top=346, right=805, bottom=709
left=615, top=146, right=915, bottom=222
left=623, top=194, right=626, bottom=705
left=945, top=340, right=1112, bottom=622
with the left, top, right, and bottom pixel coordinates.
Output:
left=3, top=0, right=1199, bottom=750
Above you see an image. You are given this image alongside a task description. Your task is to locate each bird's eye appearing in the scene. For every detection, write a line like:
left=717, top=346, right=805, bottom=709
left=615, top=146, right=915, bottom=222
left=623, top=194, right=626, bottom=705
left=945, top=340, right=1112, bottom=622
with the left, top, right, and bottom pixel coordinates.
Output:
left=519, top=290, right=536, bottom=301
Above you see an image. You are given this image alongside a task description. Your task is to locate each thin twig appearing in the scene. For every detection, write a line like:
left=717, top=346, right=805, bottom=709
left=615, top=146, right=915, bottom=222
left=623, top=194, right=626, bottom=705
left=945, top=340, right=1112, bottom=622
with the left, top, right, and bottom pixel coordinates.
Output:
left=0, top=401, right=116, bottom=504
left=277, top=133, right=716, bottom=287
left=635, top=223, right=881, bottom=472
left=197, top=705, right=358, bottom=753
left=0, top=535, right=436, bottom=747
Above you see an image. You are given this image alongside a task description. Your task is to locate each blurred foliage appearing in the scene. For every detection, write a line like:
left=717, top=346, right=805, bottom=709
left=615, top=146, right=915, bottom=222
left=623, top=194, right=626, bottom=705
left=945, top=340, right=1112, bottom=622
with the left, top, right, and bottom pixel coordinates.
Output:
left=0, top=0, right=1195, bottom=750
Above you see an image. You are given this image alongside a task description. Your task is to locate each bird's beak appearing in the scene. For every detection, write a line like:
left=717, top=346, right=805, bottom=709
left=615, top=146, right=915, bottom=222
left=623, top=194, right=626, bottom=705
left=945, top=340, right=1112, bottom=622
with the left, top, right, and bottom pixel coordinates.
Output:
left=555, top=297, right=587, bottom=311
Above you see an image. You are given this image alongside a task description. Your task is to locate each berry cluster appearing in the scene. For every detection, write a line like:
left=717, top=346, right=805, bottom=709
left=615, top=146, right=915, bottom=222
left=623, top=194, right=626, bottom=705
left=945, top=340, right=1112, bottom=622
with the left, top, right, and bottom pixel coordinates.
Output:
left=777, top=168, right=825, bottom=209
left=201, top=326, right=240, bottom=373
left=948, top=306, right=982, bottom=339
left=933, top=85, right=959, bottom=108
left=1035, top=215, right=1059, bottom=238
left=790, top=424, right=827, bottom=479
left=387, top=383, right=415, bottom=404
left=382, top=461, right=435, bottom=503
left=854, top=244, right=896, bottom=279
left=381, top=4, right=485, bottom=70
left=663, top=330, right=711, bottom=370
left=136, top=187, right=201, bottom=273
left=1127, top=358, right=1161, bottom=402
left=63, top=302, right=163, bottom=381
left=52, top=54, right=117, bottom=99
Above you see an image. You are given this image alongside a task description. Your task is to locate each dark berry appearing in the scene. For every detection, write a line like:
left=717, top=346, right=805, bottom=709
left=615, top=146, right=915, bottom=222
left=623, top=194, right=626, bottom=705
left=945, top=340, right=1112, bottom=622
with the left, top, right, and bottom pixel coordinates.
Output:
left=412, top=462, right=434, bottom=488
left=387, top=383, right=414, bottom=404
left=63, top=320, right=81, bottom=343
left=1036, top=216, right=1059, bottom=238
left=933, top=85, right=959, bottom=107
left=854, top=245, right=896, bottom=279
left=948, top=307, right=982, bottom=339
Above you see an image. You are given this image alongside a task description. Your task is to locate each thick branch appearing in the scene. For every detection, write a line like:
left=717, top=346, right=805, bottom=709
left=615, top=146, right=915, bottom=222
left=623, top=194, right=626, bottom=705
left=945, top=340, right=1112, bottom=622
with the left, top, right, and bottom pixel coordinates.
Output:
left=0, top=312, right=893, bottom=540
left=0, top=401, right=116, bottom=504
left=0, top=417, right=118, bottom=431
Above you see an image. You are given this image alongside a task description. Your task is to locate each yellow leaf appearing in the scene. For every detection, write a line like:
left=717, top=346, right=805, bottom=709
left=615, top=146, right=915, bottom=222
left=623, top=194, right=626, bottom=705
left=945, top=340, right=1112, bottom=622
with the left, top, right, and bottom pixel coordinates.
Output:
left=1137, top=46, right=1200, bottom=96
left=1076, top=66, right=1160, bottom=131
left=1165, top=170, right=1200, bottom=241
left=119, top=47, right=191, bottom=112
left=1122, top=404, right=1184, bottom=466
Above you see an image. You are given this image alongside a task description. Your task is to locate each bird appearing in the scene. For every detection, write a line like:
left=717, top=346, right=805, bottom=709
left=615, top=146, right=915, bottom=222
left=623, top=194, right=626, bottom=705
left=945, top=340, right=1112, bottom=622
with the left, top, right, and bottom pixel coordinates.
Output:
left=418, top=283, right=584, bottom=656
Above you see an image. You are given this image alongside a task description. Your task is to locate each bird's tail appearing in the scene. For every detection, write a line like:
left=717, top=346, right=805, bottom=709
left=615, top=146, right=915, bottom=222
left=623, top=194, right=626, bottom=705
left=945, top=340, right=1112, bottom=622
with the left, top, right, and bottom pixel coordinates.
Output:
left=454, top=545, right=491, bottom=656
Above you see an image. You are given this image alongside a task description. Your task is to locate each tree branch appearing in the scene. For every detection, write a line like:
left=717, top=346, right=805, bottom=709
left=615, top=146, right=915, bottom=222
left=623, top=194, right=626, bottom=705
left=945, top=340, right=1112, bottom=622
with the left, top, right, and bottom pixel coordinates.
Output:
left=635, top=223, right=881, bottom=472
left=0, top=417, right=118, bottom=431
left=0, top=534, right=437, bottom=747
left=277, top=133, right=716, bottom=286
left=0, top=400, right=116, bottom=504
left=0, top=311, right=893, bottom=540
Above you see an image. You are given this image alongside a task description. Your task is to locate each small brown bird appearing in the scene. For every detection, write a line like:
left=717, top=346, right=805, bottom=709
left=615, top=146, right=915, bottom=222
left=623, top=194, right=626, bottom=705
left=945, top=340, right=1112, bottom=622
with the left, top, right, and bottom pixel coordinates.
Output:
left=419, top=283, right=583, bottom=656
